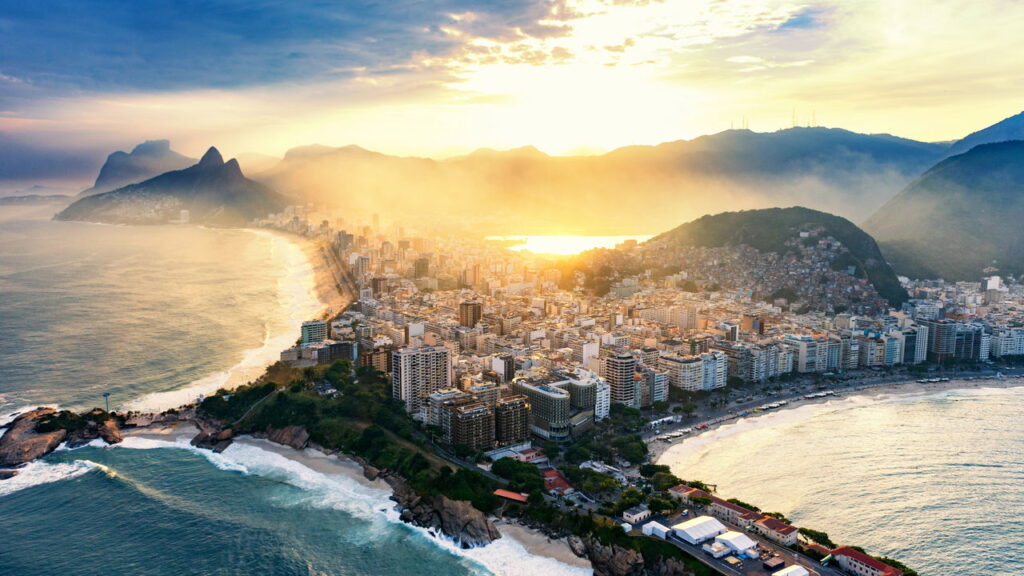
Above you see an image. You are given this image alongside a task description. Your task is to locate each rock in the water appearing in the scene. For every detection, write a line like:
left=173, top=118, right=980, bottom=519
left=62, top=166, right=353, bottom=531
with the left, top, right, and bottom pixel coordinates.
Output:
left=98, top=418, right=123, bottom=444
left=0, top=408, right=67, bottom=467
left=384, top=474, right=500, bottom=547
left=363, top=465, right=381, bottom=481
left=266, top=426, right=309, bottom=450
left=0, top=469, right=19, bottom=480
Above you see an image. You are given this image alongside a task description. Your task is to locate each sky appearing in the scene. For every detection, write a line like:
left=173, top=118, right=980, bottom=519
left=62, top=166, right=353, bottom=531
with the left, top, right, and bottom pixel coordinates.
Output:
left=1, top=0, right=1023, bottom=186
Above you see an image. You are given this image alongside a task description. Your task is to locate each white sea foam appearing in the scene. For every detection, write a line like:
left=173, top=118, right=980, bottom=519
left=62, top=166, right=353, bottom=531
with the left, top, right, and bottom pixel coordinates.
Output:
left=122, top=231, right=323, bottom=413
left=109, top=434, right=588, bottom=576
left=0, top=459, right=98, bottom=498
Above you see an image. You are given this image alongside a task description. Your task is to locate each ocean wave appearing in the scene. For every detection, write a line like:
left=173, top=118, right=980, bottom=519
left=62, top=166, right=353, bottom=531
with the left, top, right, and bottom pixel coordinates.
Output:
left=0, top=459, right=98, bottom=498
left=109, top=434, right=588, bottom=576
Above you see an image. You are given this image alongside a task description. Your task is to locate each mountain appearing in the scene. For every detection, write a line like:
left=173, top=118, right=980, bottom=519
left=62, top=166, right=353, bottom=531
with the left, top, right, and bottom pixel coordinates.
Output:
left=945, top=111, right=1024, bottom=158
left=652, top=206, right=907, bottom=305
left=258, top=127, right=946, bottom=234
left=864, top=140, right=1024, bottom=281
left=78, top=140, right=195, bottom=197
left=56, top=147, right=286, bottom=226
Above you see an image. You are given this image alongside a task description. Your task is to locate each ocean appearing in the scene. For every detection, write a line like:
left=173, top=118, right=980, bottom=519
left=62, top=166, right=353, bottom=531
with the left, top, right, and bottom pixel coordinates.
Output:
left=0, top=206, right=588, bottom=576
left=659, top=385, right=1024, bottom=576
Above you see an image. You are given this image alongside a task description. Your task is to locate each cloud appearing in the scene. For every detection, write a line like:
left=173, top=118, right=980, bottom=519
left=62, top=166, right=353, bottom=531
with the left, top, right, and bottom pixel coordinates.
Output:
left=0, top=1, right=570, bottom=98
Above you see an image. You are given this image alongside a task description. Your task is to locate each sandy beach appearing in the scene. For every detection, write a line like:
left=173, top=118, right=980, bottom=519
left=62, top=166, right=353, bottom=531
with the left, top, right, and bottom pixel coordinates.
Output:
left=293, top=235, right=352, bottom=320
left=652, top=375, right=1024, bottom=464
left=494, top=520, right=592, bottom=569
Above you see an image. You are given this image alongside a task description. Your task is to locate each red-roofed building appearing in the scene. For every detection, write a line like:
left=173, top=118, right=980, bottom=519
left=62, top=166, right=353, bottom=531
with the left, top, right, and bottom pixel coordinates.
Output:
left=831, top=547, right=903, bottom=576
left=668, top=485, right=711, bottom=504
left=541, top=469, right=574, bottom=496
left=754, top=516, right=799, bottom=546
left=493, top=489, right=529, bottom=504
left=709, top=496, right=762, bottom=525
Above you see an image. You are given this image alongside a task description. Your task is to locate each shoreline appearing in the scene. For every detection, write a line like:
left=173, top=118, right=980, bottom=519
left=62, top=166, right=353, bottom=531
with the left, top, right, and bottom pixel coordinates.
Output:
left=121, top=422, right=592, bottom=573
left=652, top=375, right=1024, bottom=464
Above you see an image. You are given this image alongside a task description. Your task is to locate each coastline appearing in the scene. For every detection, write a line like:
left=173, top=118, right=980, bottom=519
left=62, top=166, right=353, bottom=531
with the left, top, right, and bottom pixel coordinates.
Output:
left=120, top=230, right=343, bottom=414
left=121, top=422, right=593, bottom=573
left=653, top=375, right=1024, bottom=464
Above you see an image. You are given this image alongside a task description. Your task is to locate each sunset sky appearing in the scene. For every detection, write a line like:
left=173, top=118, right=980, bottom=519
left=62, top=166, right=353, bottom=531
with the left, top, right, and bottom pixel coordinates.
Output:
left=2, top=0, right=1023, bottom=185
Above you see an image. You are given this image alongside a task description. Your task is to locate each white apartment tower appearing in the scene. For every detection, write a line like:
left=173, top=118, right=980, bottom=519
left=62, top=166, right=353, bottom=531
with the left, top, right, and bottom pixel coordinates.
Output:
left=391, top=346, right=453, bottom=416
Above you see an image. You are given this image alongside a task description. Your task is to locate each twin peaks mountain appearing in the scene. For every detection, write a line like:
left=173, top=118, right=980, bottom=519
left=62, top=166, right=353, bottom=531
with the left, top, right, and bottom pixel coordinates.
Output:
left=78, top=140, right=195, bottom=197
left=57, top=147, right=286, bottom=227
left=865, top=140, right=1024, bottom=281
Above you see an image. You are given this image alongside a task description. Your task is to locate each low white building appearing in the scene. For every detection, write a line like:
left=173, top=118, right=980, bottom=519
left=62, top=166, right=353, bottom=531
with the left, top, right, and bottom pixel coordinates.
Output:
left=701, top=541, right=730, bottom=559
left=715, top=531, right=758, bottom=558
left=623, top=505, right=652, bottom=524
left=775, top=566, right=810, bottom=576
left=672, top=516, right=727, bottom=545
left=642, top=522, right=671, bottom=539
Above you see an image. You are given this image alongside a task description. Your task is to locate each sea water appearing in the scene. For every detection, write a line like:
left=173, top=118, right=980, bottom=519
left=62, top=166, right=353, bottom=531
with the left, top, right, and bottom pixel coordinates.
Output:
left=660, top=386, right=1024, bottom=576
left=0, top=207, right=588, bottom=576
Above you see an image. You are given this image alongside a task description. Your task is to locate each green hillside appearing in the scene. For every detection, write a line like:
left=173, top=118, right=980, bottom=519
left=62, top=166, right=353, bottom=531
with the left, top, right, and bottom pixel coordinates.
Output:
left=654, top=206, right=908, bottom=305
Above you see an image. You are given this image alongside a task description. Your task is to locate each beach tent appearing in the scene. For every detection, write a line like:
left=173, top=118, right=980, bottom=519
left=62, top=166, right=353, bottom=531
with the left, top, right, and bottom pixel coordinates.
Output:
left=715, top=531, right=758, bottom=556
left=672, top=516, right=727, bottom=544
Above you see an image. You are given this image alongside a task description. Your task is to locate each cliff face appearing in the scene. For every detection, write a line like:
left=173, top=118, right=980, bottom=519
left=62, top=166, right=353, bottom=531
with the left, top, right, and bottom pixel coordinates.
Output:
left=568, top=535, right=704, bottom=576
left=384, top=474, right=501, bottom=548
left=0, top=408, right=68, bottom=468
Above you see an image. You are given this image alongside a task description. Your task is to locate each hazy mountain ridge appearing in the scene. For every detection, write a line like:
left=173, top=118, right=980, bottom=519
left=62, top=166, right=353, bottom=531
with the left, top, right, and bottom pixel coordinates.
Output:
left=945, top=111, right=1024, bottom=158
left=651, top=206, right=908, bottom=305
left=57, top=147, right=286, bottom=226
left=865, top=140, right=1024, bottom=280
left=258, top=127, right=946, bottom=233
left=79, top=140, right=196, bottom=197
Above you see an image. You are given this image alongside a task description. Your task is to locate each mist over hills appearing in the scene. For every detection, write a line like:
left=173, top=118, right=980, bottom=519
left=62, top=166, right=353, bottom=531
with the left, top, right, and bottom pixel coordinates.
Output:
left=865, top=140, right=1024, bottom=281
left=57, top=148, right=286, bottom=227
left=258, top=127, right=946, bottom=234
left=79, top=140, right=196, bottom=198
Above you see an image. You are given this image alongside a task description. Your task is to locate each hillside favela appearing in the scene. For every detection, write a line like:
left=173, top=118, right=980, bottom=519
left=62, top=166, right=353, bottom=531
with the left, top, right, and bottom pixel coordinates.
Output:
left=2, top=2, right=1024, bottom=576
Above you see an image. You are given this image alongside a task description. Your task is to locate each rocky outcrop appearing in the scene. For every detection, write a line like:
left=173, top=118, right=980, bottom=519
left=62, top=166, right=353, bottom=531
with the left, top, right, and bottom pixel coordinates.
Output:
left=573, top=535, right=646, bottom=576
left=190, top=426, right=234, bottom=453
left=65, top=409, right=124, bottom=448
left=362, top=465, right=382, bottom=481
left=0, top=408, right=67, bottom=468
left=568, top=535, right=702, bottom=576
left=383, top=474, right=500, bottom=548
left=265, top=426, right=309, bottom=450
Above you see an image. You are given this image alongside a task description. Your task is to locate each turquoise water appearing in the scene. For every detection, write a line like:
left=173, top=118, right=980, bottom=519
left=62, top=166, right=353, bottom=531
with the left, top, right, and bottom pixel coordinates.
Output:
left=660, top=385, right=1024, bottom=576
left=0, top=207, right=588, bottom=576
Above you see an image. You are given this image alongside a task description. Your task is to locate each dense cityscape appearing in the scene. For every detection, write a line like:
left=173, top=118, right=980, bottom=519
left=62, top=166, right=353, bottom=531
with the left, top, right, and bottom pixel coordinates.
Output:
left=251, top=204, right=1024, bottom=576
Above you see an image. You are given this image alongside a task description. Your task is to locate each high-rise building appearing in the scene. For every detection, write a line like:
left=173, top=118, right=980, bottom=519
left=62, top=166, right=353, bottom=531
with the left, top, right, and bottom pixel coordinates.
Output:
left=459, top=301, right=483, bottom=328
left=640, top=366, right=669, bottom=407
left=413, top=257, right=430, bottom=278
left=301, top=320, right=328, bottom=344
left=452, top=402, right=495, bottom=451
left=391, top=346, right=453, bottom=416
left=918, top=319, right=957, bottom=363
left=603, top=352, right=639, bottom=407
left=659, top=352, right=727, bottom=391
left=510, top=378, right=572, bottom=440
left=495, top=395, right=530, bottom=447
